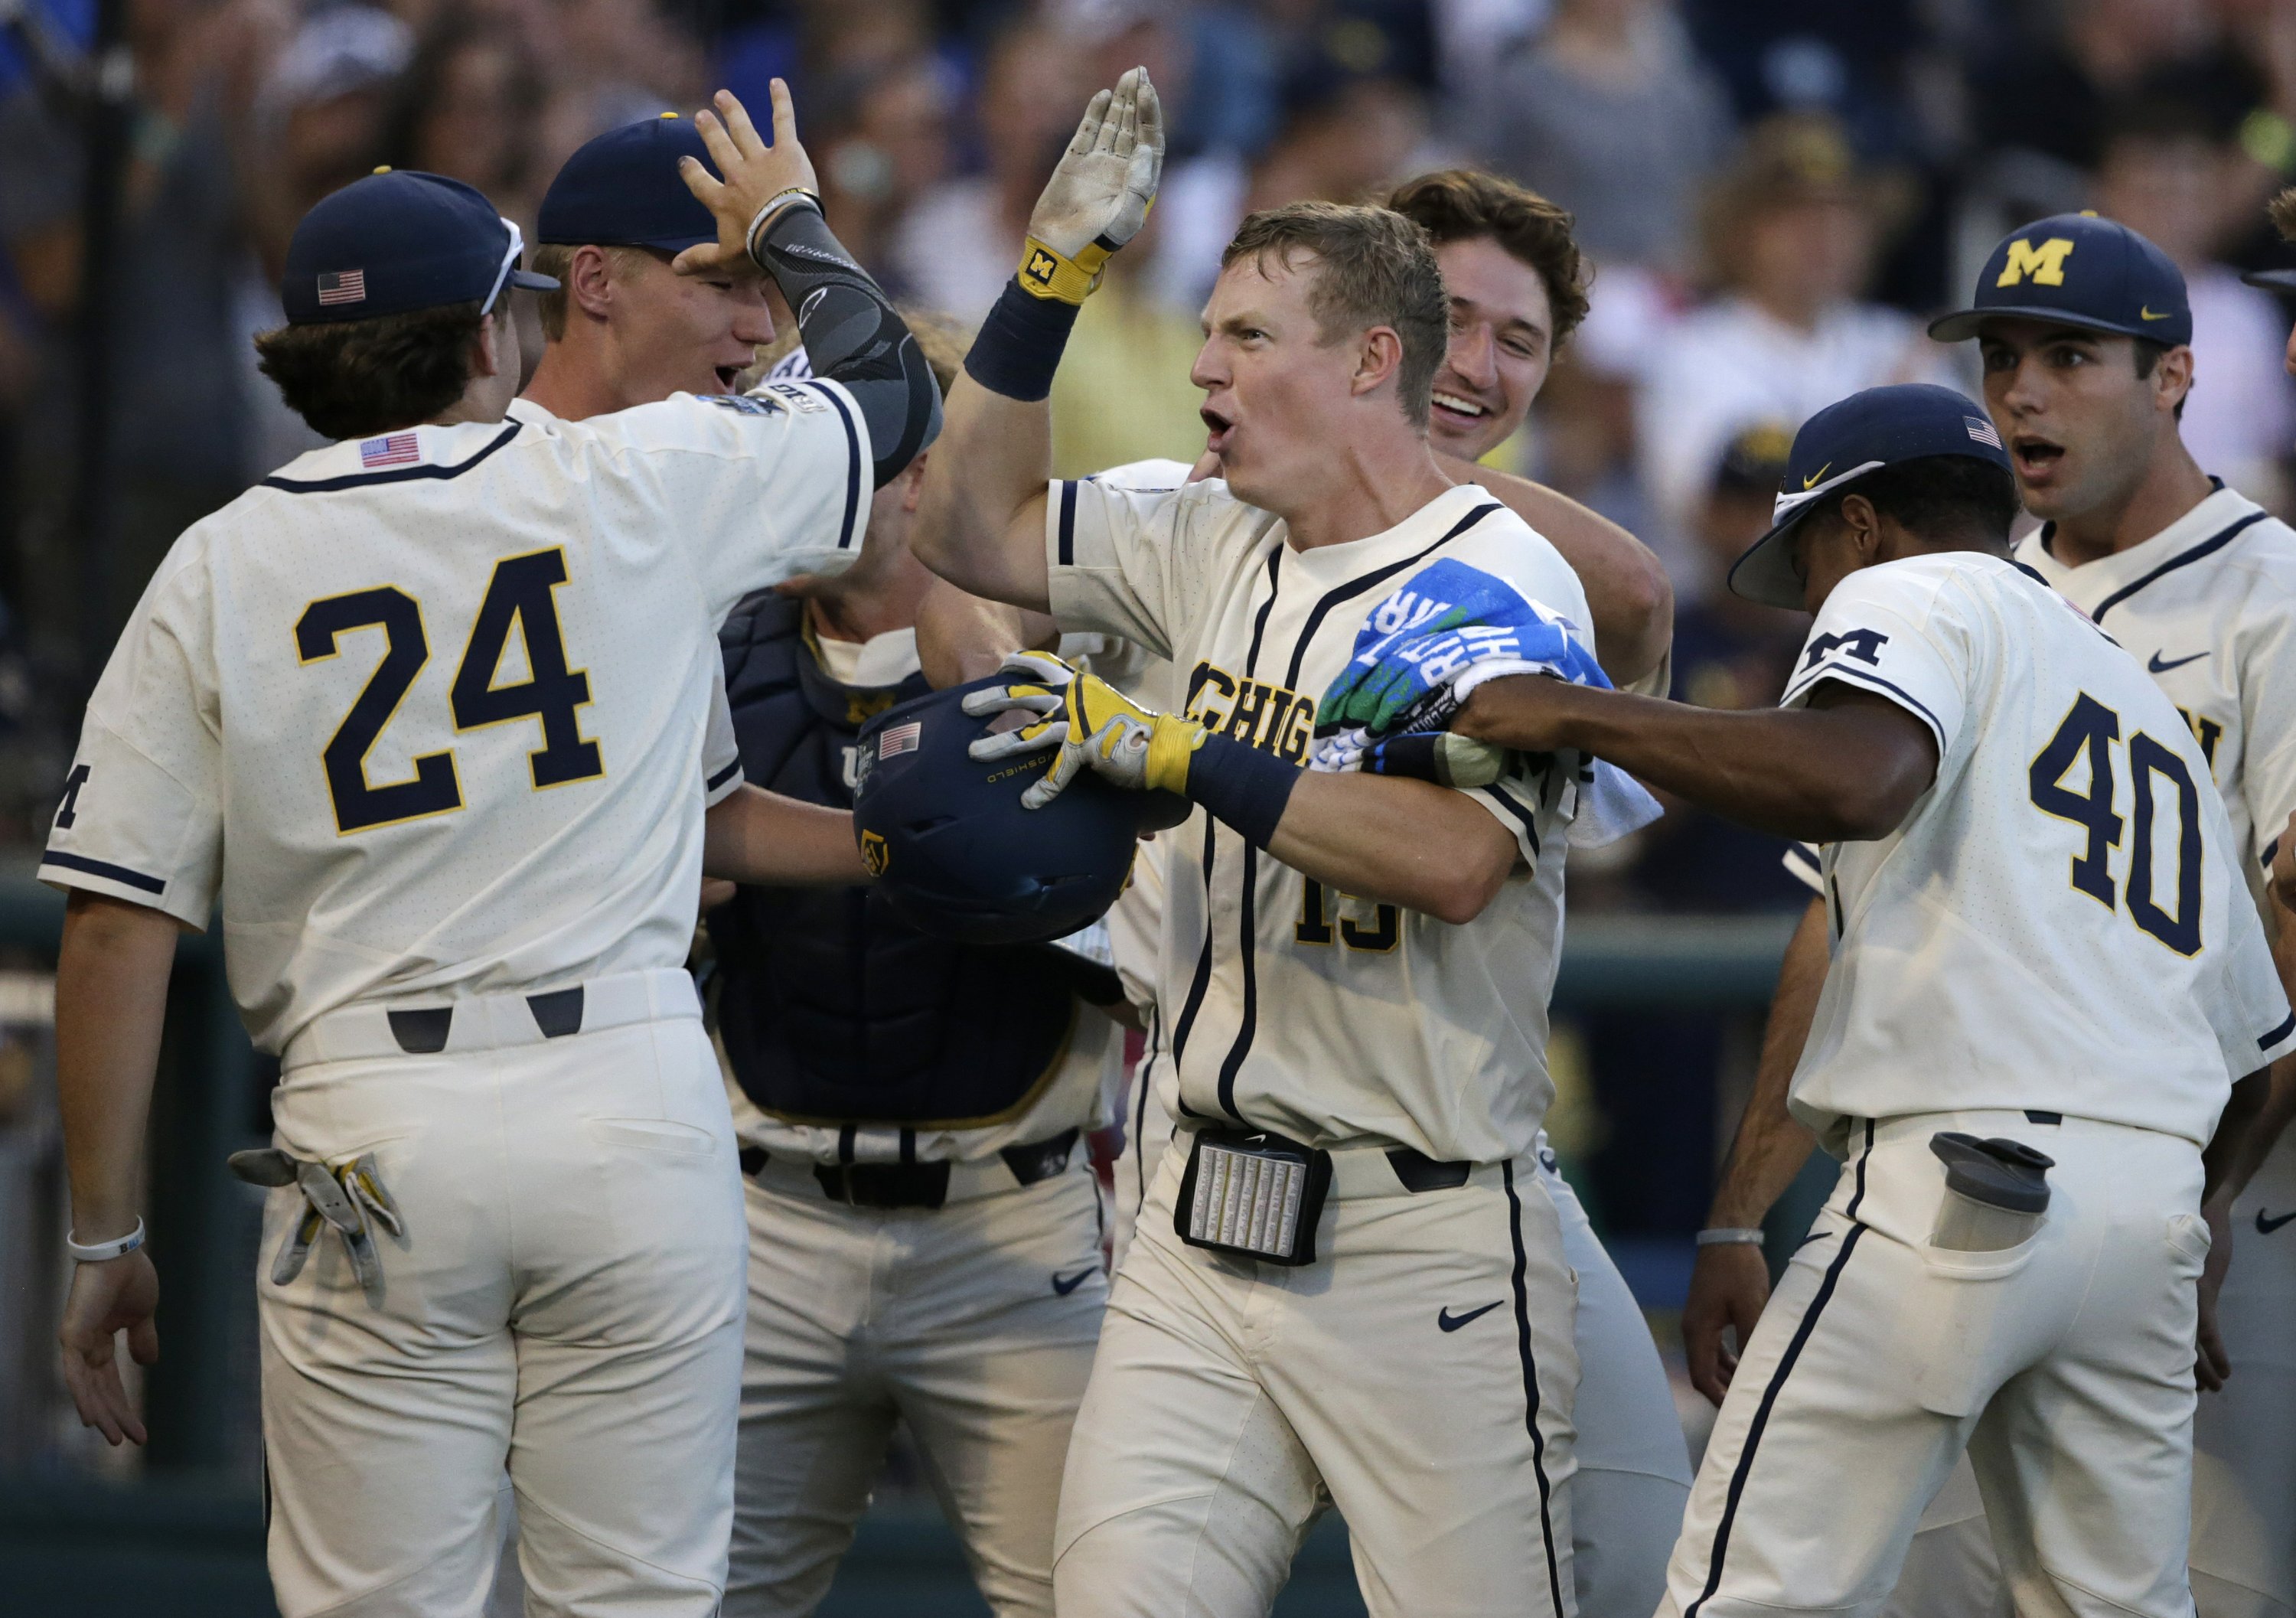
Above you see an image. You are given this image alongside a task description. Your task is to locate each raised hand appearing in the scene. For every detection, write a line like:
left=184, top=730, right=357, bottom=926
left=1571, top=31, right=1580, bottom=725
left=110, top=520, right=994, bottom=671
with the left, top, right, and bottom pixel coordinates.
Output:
left=673, top=82, right=821, bottom=277
left=1027, top=67, right=1164, bottom=264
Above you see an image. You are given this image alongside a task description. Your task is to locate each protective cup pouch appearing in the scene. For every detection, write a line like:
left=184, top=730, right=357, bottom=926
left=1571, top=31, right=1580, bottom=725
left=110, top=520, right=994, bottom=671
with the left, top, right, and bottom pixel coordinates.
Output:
left=1176, top=1128, right=1332, bottom=1266
left=1927, top=1132, right=2053, bottom=1253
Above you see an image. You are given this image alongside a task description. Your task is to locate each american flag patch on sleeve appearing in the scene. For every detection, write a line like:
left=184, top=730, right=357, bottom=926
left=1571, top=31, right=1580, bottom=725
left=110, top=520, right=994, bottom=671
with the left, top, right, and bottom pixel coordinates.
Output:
left=359, top=432, right=420, bottom=468
left=1965, top=416, right=2002, bottom=449
left=878, top=721, right=922, bottom=758
left=317, top=269, right=367, bottom=305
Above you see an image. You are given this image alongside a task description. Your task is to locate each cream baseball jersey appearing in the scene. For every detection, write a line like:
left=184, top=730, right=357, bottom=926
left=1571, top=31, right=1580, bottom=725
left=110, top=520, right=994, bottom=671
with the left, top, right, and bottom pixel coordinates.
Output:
left=2014, top=483, right=2296, bottom=914
left=42, top=381, right=869, bottom=1053
left=1047, top=477, right=1587, bottom=1165
left=1782, top=552, right=2294, bottom=1148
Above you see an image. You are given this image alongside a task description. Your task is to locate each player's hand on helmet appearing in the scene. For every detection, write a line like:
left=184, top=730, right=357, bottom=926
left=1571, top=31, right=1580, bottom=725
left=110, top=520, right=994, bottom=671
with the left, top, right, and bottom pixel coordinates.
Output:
left=673, top=81, right=820, bottom=278
left=964, top=650, right=1199, bottom=807
left=2197, top=1193, right=2233, bottom=1392
left=57, top=1244, right=159, bottom=1446
left=1028, top=67, right=1163, bottom=263
left=1681, top=1240, right=1771, bottom=1406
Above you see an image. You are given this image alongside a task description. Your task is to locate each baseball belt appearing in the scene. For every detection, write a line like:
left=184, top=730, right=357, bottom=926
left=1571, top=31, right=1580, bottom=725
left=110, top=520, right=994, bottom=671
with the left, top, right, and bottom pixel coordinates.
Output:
left=1174, top=1129, right=1476, bottom=1266
left=739, top=1127, right=1082, bottom=1212
left=282, top=967, right=700, bottom=1069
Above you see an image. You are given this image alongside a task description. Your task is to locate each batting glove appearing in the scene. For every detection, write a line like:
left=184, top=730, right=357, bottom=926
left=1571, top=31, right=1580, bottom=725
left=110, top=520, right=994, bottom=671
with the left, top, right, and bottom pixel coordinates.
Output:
left=964, top=651, right=1204, bottom=807
left=1016, top=69, right=1163, bottom=303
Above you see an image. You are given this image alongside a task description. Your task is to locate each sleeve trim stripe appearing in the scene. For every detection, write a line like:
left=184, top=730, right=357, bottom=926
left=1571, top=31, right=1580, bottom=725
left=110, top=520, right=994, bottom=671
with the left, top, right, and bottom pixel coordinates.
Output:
left=814, top=383, right=864, bottom=551
left=41, top=850, right=166, bottom=895
left=1782, top=661, right=1948, bottom=751
left=2260, top=1010, right=2295, bottom=1052
left=1483, top=779, right=1542, bottom=858
left=1057, top=480, right=1079, bottom=567
left=1780, top=845, right=1824, bottom=895
left=706, top=759, right=742, bottom=791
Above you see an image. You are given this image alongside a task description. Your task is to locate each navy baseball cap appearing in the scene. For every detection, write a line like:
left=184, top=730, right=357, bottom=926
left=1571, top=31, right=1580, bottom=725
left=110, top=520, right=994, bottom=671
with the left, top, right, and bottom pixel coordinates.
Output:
left=1928, top=214, right=2191, bottom=346
left=1727, top=384, right=2014, bottom=610
left=538, top=113, right=722, bottom=253
left=282, top=170, right=556, bottom=325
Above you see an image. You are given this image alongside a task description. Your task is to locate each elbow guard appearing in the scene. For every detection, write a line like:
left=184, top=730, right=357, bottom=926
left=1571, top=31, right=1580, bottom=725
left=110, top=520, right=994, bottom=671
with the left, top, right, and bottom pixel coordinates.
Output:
left=752, top=201, right=941, bottom=486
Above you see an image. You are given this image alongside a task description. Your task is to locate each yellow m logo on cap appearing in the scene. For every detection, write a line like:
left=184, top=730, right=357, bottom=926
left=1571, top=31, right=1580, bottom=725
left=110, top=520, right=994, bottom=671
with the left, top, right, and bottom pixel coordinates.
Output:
left=1997, top=237, right=2076, bottom=288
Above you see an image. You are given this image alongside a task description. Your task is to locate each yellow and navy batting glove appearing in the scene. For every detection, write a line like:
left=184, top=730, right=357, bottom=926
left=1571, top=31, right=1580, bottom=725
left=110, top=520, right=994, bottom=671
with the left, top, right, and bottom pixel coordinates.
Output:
left=964, top=651, right=1204, bottom=807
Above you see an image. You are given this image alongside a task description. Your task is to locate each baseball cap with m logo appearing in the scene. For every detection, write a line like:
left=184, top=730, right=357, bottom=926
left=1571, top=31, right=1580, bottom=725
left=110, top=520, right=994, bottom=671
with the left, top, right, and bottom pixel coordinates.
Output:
left=1928, top=213, right=2190, bottom=347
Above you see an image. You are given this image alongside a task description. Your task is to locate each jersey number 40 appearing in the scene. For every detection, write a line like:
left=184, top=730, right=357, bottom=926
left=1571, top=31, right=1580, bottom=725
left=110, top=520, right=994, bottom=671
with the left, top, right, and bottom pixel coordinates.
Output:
left=2028, top=693, right=2202, bottom=956
left=295, top=548, right=603, bottom=835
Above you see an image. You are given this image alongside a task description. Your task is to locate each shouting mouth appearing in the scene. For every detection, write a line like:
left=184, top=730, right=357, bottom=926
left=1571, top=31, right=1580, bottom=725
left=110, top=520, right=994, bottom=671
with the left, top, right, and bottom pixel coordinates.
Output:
left=1202, top=404, right=1235, bottom=456
left=2011, top=434, right=2064, bottom=481
left=713, top=364, right=744, bottom=393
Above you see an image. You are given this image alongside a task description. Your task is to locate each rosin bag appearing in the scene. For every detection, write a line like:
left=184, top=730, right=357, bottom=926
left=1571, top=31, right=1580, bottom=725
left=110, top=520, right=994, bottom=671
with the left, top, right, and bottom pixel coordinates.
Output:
left=1927, top=1132, right=2053, bottom=1253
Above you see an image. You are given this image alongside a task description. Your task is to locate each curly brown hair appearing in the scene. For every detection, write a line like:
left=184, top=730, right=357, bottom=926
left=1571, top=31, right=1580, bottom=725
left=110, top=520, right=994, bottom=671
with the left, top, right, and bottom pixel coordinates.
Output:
left=1387, top=170, right=1590, bottom=348
left=253, top=302, right=484, bottom=440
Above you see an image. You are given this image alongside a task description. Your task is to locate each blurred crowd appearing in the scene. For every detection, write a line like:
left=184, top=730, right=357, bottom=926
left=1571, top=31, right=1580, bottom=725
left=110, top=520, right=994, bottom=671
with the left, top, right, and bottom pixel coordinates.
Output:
left=6, top=0, right=2296, bottom=891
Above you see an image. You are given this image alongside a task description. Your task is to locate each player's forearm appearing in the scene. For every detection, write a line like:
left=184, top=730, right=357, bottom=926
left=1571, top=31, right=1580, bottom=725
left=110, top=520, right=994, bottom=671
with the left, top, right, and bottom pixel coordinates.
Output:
left=1264, top=771, right=1517, bottom=925
left=912, top=374, right=1054, bottom=612
left=703, top=787, right=868, bottom=886
left=54, top=894, right=180, bottom=1241
left=1457, top=680, right=1933, bottom=842
left=752, top=204, right=940, bottom=485
left=1438, top=456, right=1674, bottom=686
left=1707, top=897, right=1828, bottom=1226
left=2204, top=1071, right=2274, bottom=1205
left=915, top=576, right=1058, bottom=688
left=2210, top=896, right=2296, bottom=1205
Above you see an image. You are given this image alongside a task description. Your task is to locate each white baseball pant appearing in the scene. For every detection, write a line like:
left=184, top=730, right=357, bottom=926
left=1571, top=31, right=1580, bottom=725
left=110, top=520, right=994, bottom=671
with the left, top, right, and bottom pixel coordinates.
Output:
left=1057, top=1136, right=1580, bottom=1618
left=723, top=1155, right=1109, bottom=1616
left=1661, top=1110, right=2212, bottom=1618
left=2190, top=1128, right=2296, bottom=1618
left=259, top=974, right=747, bottom=1618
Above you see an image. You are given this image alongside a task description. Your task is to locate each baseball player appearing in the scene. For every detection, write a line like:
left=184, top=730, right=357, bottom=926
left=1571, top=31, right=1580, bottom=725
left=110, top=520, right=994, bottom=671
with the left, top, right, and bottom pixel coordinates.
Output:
left=1457, top=381, right=2294, bottom=1618
left=915, top=70, right=1647, bottom=1618
left=47, top=85, right=942, bottom=1617
left=1689, top=214, right=2296, bottom=1618
left=1090, top=168, right=1691, bottom=1618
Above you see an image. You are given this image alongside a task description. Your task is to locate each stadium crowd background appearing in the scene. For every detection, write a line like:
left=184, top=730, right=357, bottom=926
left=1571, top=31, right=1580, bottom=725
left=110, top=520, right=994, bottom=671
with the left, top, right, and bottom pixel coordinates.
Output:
left=5, top=0, right=2296, bottom=1484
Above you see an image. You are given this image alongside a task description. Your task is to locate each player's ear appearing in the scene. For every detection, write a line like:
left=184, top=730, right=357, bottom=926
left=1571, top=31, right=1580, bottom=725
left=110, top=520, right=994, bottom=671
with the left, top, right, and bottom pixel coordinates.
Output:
left=1838, top=493, right=1884, bottom=562
left=2153, top=343, right=2195, bottom=416
left=1352, top=325, right=1404, bottom=400
left=568, top=245, right=617, bottom=323
left=471, top=314, right=505, bottom=381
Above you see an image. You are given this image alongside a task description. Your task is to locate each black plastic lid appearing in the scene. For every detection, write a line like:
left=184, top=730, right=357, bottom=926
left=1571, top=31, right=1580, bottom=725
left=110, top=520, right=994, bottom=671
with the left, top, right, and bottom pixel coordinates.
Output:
left=1929, top=1131, right=2055, bottom=1214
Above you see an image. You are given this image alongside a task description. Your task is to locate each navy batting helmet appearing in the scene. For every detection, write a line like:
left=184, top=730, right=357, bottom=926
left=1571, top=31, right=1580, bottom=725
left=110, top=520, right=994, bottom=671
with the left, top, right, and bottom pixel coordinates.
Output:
left=853, top=677, right=1166, bottom=946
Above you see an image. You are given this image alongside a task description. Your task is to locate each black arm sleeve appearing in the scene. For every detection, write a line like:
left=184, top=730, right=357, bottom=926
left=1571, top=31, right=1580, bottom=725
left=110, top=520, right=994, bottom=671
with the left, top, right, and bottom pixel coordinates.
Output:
left=753, top=201, right=941, bottom=487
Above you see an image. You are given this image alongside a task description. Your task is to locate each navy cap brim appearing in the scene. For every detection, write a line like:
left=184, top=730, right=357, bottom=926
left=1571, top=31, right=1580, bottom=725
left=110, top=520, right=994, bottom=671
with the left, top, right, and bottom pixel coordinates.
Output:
left=1726, top=458, right=1886, bottom=611
left=1927, top=304, right=2170, bottom=344
left=2242, top=268, right=2296, bottom=292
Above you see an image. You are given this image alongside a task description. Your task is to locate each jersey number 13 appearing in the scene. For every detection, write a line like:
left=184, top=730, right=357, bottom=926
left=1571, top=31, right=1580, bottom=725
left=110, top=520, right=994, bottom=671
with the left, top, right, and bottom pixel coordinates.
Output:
left=295, top=548, right=603, bottom=834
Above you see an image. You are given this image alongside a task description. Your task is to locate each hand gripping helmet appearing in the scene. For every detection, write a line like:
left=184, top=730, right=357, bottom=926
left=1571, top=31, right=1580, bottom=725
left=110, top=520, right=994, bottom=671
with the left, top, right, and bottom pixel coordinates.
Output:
left=852, top=676, right=1173, bottom=946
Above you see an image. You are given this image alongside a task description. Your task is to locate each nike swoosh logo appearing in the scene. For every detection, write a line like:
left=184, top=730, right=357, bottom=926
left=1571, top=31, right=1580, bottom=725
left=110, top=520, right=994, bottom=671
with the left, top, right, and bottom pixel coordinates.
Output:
left=1437, top=1301, right=1503, bottom=1333
left=1802, top=462, right=1831, bottom=491
left=2147, top=650, right=2206, bottom=673
left=2258, top=1209, right=2296, bottom=1235
left=1052, top=1267, right=1097, bottom=1295
left=2140, top=306, right=2174, bottom=321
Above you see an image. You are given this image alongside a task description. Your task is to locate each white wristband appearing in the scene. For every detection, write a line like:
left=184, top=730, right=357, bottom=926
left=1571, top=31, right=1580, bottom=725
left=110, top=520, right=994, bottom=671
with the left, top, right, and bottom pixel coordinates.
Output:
left=67, top=1218, right=146, bottom=1263
left=1694, top=1226, right=1766, bottom=1247
left=743, top=188, right=823, bottom=265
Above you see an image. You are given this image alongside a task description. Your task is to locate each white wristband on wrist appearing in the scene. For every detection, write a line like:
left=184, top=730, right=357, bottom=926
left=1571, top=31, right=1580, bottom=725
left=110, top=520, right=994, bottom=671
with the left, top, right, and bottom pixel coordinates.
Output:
left=67, top=1218, right=146, bottom=1263
left=743, top=188, right=823, bottom=265
left=1694, top=1226, right=1766, bottom=1247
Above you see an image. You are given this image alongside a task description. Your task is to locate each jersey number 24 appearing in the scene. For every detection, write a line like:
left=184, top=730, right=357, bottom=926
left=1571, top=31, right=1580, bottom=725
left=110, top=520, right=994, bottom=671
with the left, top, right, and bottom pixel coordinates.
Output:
left=2028, top=693, right=2202, bottom=956
left=295, top=548, right=603, bottom=834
